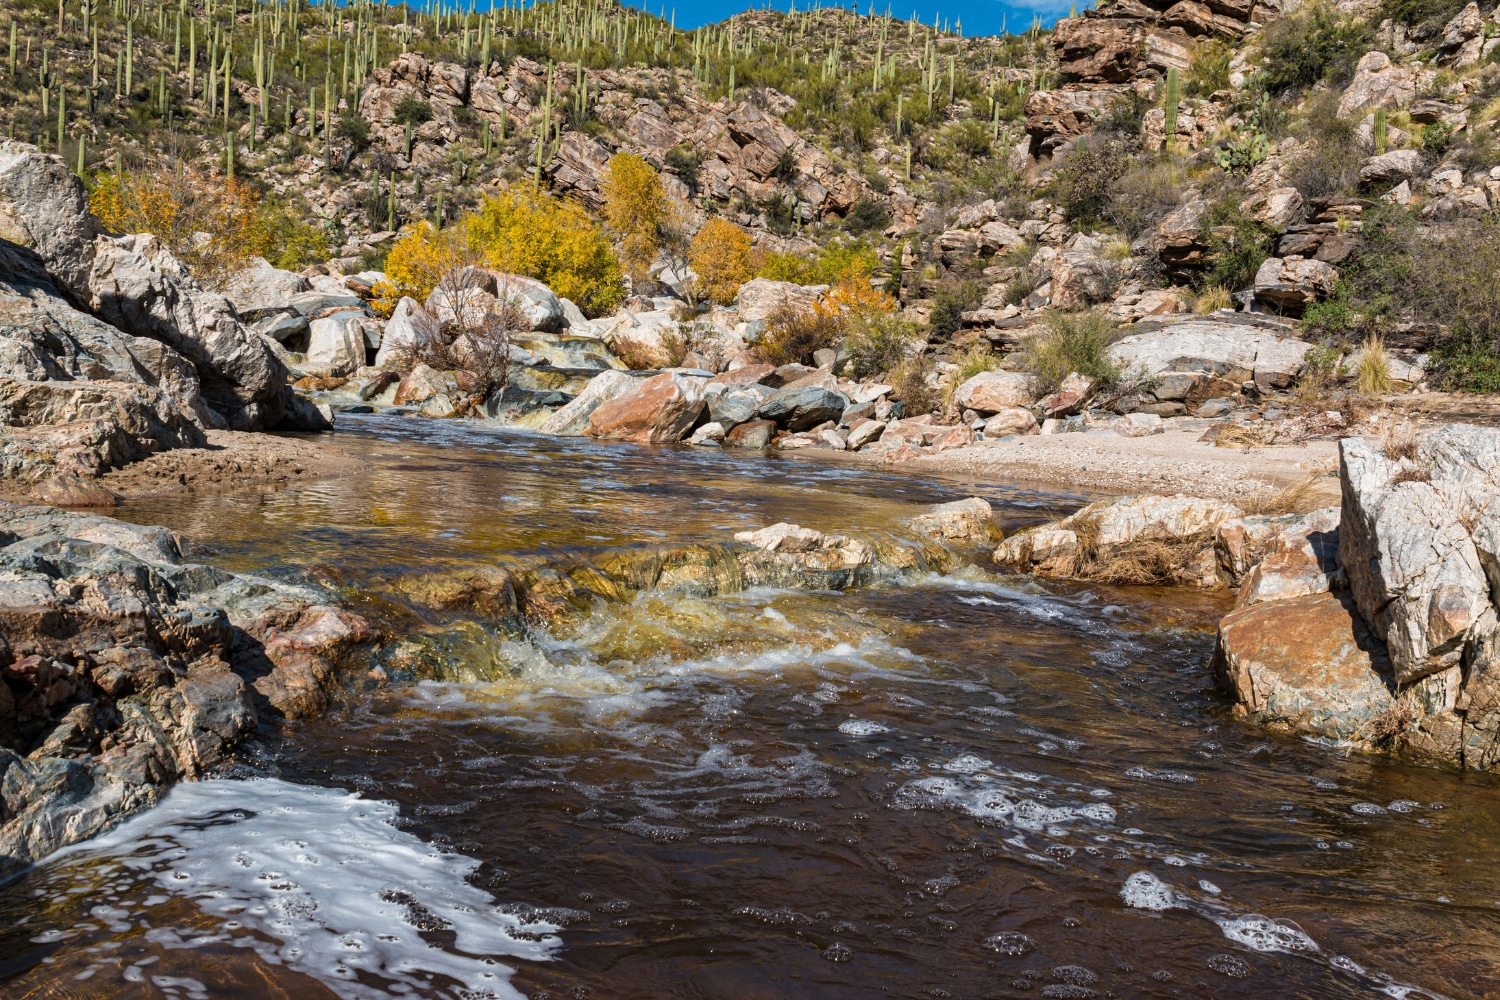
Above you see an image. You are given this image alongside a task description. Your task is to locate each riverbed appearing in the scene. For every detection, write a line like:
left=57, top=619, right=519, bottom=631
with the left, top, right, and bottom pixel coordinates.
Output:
left=2, top=415, right=1498, bottom=1000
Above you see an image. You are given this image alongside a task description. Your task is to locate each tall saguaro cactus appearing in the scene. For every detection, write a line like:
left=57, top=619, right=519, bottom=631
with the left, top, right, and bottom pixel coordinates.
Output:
left=1374, top=108, right=1388, bottom=156
left=1162, top=66, right=1179, bottom=154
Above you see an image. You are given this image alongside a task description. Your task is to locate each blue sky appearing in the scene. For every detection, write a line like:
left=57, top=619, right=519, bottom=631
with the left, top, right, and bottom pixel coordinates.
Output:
left=619, top=0, right=1075, bottom=35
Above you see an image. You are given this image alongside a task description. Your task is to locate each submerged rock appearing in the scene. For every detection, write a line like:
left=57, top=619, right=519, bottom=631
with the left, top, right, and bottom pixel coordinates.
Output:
left=909, top=497, right=1002, bottom=549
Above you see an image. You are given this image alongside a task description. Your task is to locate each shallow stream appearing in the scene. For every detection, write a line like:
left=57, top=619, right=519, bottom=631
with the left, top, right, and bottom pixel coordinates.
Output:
left=3, top=416, right=1499, bottom=999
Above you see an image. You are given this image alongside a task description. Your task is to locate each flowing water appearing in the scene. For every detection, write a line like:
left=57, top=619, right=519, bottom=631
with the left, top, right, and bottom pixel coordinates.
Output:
left=4, top=416, right=1500, bottom=1000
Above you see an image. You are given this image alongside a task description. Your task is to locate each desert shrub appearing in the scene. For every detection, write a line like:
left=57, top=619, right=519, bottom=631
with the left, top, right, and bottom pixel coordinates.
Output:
left=890, top=354, right=938, bottom=415
left=1357, top=333, right=1392, bottom=394
left=602, top=152, right=669, bottom=284
left=1202, top=197, right=1274, bottom=292
left=90, top=164, right=328, bottom=286
left=372, top=221, right=462, bottom=314
left=844, top=197, right=890, bottom=235
left=385, top=266, right=519, bottom=409
left=757, top=243, right=879, bottom=288
left=1188, top=40, right=1232, bottom=97
left=1093, top=91, right=1152, bottom=144
left=752, top=303, right=846, bottom=366
left=664, top=144, right=702, bottom=192
left=1378, top=0, right=1469, bottom=29
left=1309, top=205, right=1500, bottom=391
left=1421, top=120, right=1455, bottom=156
left=1195, top=285, right=1233, bottom=313
left=1052, top=141, right=1129, bottom=228
left=1104, top=158, right=1186, bottom=238
left=688, top=217, right=755, bottom=306
left=1021, top=309, right=1122, bottom=393
left=773, top=149, right=799, bottom=183
left=464, top=189, right=624, bottom=315
left=337, top=113, right=371, bottom=150
left=1284, top=91, right=1364, bottom=197
left=843, top=313, right=922, bottom=379
left=1259, top=2, right=1373, bottom=97
left=394, top=95, right=434, bottom=126
left=928, top=281, right=981, bottom=340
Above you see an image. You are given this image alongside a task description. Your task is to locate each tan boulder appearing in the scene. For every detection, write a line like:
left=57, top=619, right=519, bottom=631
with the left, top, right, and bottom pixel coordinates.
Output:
left=955, top=371, right=1035, bottom=413
left=586, top=371, right=707, bottom=445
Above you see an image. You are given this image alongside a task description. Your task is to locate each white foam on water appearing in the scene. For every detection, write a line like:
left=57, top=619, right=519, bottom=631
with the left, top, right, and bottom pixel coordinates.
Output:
left=891, top=776, right=1117, bottom=833
left=51, top=778, right=559, bottom=1000
left=1120, top=872, right=1182, bottom=911
left=838, top=719, right=890, bottom=736
left=1215, top=914, right=1320, bottom=954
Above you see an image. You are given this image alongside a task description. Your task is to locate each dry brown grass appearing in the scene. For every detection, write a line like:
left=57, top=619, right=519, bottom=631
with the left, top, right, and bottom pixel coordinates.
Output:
left=1390, top=466, right=1432, bottom=485
left=1380, top=413, right=1423, bottom=461
left=1239, top=473, right=1332, bottom=516
left=1357, top=703, right=1414, bottom=748
left=1066, top=513, right=1218, bottom=586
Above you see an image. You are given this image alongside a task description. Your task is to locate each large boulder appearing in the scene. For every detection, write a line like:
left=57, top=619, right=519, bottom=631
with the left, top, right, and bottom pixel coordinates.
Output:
left=1052, top=17, right=1143, bottom=83
left=0, top=501, right=374, bottom=874
left=995, top=494, right=1242, bottom=585
left=374, top=296, right=443, bottom=368
left=954, top=370, right=1035, bottom=413
left=1338, top=51, right=1420, bottom=117
left=305, top=314, right=368, bottom=377
left=1252, top=256, right=1339, bottom=314
left=1359, top=149, right=1424, bottom=186
left=537, top=369, right=639, bottom=436
left=909, top=497, right=1002, bottom=549
left=735, top=522, right=876, bottom=590
left=0, top=141, right=99, bottom=295
left=1106, top=320, right=1311, bottom=393
left=586, top=371, right=707, bottom=445
left=221, top=258, right=310, bottom=320
left=1213, top=592, right=1398, bottom=742
left=1050, top=247, right=1114, bottom=310
left=733, top=278, right=828, bottom=323
left=0, top=143, right=290, bottom=430
left=1339, top=430, right=1495, bottom=686
left=758, top=383, right=848, bottom=431
left=1234, top=506, right=1342, bottom=607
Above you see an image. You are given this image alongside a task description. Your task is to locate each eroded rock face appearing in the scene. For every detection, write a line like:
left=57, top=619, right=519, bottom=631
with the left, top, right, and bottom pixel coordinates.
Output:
left=0, top=501, right=377, bottom=874
left=1107, top=319, right=1311, bottom=394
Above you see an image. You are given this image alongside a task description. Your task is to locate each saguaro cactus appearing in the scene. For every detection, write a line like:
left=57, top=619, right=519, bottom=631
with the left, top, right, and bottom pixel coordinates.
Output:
left=1162, top=66, right=1179, bottom=153
left=1374, top=107, right=1388, bottom=156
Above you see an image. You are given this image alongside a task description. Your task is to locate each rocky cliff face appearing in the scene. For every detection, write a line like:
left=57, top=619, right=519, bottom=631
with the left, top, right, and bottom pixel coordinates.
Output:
left=0, top=142, right=338, bottom=493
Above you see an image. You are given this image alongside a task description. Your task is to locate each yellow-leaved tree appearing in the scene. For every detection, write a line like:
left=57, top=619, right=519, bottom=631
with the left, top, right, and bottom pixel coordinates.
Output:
left=90, top=163, right=328, bottom=287
left=373, top=190, right=624, bottom=318
left=688, top=217, right=755, bottom=306
left=601, top=153, right=667, bottom=285
left=464, top=189, right=624, bottom=315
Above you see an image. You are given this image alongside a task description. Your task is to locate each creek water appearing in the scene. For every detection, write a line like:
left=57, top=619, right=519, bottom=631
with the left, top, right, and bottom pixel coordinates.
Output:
left=3, top=415, right=1500, bottom=1000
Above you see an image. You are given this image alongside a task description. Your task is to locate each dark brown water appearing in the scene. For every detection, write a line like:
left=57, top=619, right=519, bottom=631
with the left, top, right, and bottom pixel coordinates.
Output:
left=4, top=416, right=1500, bottom=1000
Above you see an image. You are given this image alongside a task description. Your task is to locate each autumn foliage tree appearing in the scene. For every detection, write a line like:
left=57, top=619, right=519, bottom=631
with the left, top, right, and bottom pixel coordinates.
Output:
left=90, top=162, right=328, bottom=287
left=374, top=190, right=624, bottom=317
left=601, top=152, right=668, bottom=286
left=688, top=218, right=755, bottom=306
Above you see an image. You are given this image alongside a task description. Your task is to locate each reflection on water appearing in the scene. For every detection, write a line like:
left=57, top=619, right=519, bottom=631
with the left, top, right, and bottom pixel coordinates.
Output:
left=3, top=416, right=1500, bottom=1000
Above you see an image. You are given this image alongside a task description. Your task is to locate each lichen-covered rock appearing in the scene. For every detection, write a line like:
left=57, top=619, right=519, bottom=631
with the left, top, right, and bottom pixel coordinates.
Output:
left=1252, top=256, right=1339, bottom=314
left=1106, top=319, right=1311, bottom=391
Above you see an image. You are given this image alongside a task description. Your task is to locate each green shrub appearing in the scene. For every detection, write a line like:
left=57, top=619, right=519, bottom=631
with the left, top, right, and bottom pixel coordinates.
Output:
left=928, top=282, right=981, bottom=340
left=1422, top=120, right=1455, bottom=156
left=891, top=354, right=939, bottom=415
left=753, top=303, right=846, bottom=366
left=1188, top=40, right=1232, bottom=97
left=843, top=313, right=922, bottom=379
left=1021, top=309, right=1122, bottom=393
left=665, top=144, right=701, bottom=192
left=1378, top=0, right=1469, bottom=28
left=1052, top=142, right=1129, bottom=227
left=1104, top=158, right=1186, bottom=238
left=1202, top=197, right=1274, bottom=292
left=393, top=95, right=434, bottom=126
left=1259, top=2, right=1373, bottom=97
left=844, top=197, right=890, bottom=235
left=1284, top=91, right=1364, bottom=197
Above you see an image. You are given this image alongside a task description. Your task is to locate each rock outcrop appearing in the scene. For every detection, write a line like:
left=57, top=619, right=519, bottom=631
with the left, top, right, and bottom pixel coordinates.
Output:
left=0, top=501, right=379, bottom=874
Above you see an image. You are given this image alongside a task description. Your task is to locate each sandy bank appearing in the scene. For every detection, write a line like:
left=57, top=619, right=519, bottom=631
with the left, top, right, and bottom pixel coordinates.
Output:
left=830, top=419, right=1343, bottom=503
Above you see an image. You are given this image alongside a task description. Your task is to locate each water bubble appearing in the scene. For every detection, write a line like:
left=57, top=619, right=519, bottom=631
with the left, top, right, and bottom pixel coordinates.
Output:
left=1039, top=987, right=1097, bottom=998
left=838, top=719, right=889, bottom=737
left=1389, top=800, right=1420, bottom=813
left=1331, top=955, right=1367, bottom=975
left=944, top=754, right=993, bottom=773
left=1216, top=915, right=1319, bottom=954
left=1052, top=966, right=1098, bottom=985
left=822, top=942, right=853, bottom=963
left=1152, top=970, right=1174, bottom=982
left=1352, top=803, right=1388, bottom=815
left=984, top=931, right=1035, bottom=956
left=1198, top=879, right=1221, bottom=895
left=1163, top=855, right=1187, bottom=867
left=1206, top=954, right=1253, bottom=978
left=1120, top=872, right=1180, bottom=911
